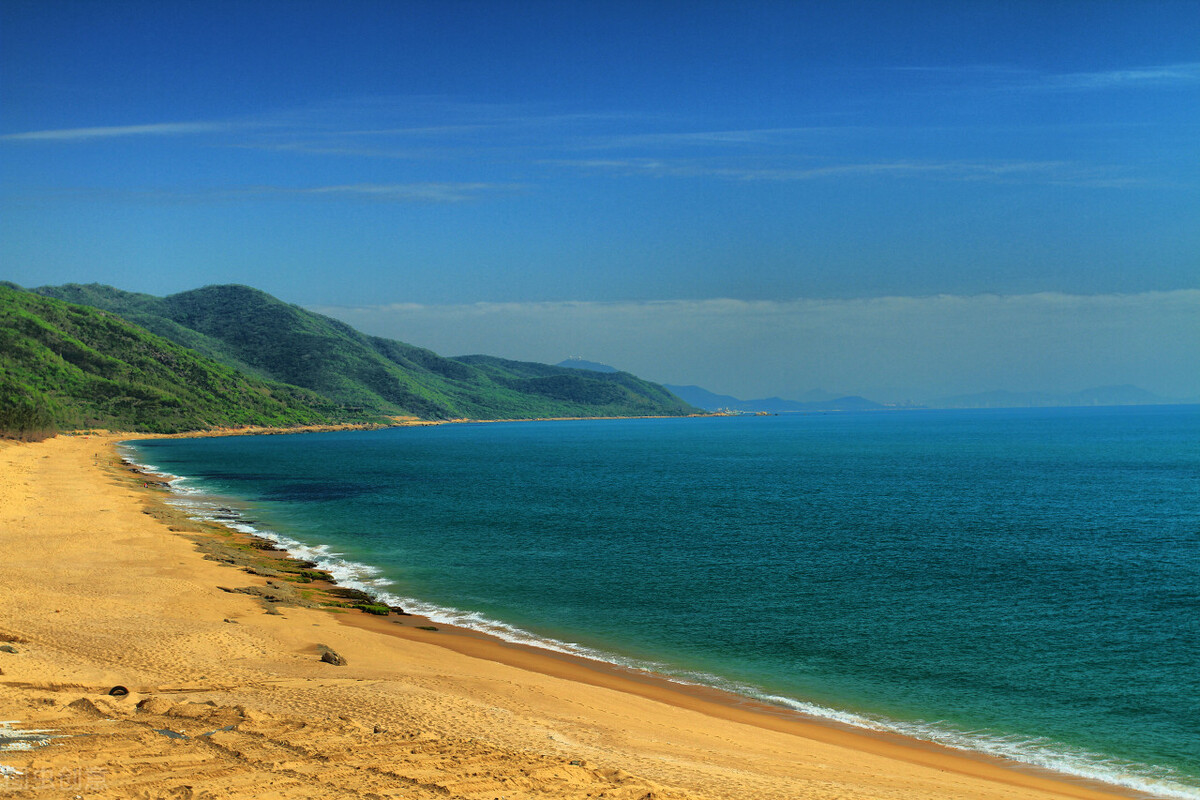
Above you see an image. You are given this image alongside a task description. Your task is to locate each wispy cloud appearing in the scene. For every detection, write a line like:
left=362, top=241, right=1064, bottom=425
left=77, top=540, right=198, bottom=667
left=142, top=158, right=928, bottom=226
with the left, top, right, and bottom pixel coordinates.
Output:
left=887, top=62, right=1200, bottom=95
left=0, top=121, right=231, bottom=142
left=582, top=127, right=848, bottom=149
left=15, top=182, right=519, bottom=205
left=549, top=158, right=1134, bottom=187
left=280, top=182, right=519, bottom=202
left=1042, top=62, right=1200, bottom=91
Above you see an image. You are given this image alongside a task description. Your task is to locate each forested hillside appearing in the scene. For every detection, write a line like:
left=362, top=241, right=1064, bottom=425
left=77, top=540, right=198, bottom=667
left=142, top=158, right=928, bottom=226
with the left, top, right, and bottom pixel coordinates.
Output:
left=32, top=283, right=696, bottom=420
left=0, top=286, right=342, bottom=436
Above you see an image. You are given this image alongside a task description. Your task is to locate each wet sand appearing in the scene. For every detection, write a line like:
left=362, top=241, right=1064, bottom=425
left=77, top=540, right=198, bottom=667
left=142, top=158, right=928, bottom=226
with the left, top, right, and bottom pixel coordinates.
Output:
left=0, top=433, right=1138, bottom=799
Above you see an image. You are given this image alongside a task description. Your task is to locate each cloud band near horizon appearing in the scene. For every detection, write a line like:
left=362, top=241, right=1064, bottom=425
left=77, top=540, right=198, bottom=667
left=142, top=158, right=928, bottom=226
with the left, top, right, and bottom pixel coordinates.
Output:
left=310, top=290, right=1200, bottom=403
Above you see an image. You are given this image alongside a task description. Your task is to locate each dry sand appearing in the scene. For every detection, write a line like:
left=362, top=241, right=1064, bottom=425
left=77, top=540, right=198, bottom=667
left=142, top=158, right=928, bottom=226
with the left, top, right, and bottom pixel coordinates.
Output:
left=0, top=434, right=1137, bottom=799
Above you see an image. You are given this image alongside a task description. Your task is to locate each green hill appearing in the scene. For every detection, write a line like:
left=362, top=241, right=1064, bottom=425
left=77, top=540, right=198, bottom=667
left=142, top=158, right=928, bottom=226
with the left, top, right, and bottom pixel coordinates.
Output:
left=30, top=283, right=696, bottom=422
left=0, top=285, right=345, bottom=436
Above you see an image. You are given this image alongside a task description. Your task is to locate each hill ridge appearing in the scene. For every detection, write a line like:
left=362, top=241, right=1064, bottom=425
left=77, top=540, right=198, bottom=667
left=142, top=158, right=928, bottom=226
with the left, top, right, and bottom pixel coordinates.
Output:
left=27, top=282, right=696, bottom=424
left=0, top=285, right=340, bottom=435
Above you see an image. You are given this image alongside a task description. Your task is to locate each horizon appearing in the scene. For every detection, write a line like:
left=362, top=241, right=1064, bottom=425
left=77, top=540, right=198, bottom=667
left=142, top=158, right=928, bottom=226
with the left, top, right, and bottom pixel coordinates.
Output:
left=3, top=2, right=1198, bottom=401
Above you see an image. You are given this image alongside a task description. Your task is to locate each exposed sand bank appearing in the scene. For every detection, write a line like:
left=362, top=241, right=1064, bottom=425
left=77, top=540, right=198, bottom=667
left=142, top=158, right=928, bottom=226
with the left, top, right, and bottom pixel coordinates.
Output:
left=0, top=434, right=1138, bottom=799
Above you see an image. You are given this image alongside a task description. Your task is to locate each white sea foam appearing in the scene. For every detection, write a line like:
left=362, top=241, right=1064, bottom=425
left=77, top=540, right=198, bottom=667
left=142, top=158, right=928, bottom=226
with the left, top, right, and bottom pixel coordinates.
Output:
left=122, top=443, right=1200, bottom=800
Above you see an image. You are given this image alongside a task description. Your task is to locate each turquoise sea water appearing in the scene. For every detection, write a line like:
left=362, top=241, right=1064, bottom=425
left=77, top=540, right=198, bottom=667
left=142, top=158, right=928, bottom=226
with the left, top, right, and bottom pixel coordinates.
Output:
left=127, top=407, right=1200, bottom=798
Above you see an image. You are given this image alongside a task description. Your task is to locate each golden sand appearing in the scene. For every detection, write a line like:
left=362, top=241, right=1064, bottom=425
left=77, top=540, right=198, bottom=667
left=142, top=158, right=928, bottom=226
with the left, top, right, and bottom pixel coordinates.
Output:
left=0, top=434, right=1133, bottom=799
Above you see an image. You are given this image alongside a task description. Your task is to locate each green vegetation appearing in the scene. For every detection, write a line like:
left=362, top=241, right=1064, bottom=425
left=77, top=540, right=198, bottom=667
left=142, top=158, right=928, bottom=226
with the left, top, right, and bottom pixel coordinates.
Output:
left=355, top=603, right=392, bottom=616
left=1, top=280, right=693, bottom=436
left=32, top=282, right=697, bottom=421
left=0, top=285, right=345, bottom=436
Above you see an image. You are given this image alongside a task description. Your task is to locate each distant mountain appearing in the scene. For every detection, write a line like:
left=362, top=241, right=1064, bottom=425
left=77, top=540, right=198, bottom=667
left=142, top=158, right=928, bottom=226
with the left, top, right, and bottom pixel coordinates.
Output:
left=32, top=283, right=696, bottom=421
left=664, top=384, right=884, bottom=413
left=932, top=385, right=1175, bottom=409
left=662, top=384, right=744, bottom=410
left=739, top=395, right=884, bottom=413
left=1, top=285, right=338, bottom=435
left=791, top=388, right=841, bottom=403
left=557, top=357, right=619, bottom=373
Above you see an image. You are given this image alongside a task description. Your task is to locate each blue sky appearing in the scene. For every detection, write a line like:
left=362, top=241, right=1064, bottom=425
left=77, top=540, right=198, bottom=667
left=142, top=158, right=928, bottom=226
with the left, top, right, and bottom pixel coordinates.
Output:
left=2, top=1, right=1198, bottom=400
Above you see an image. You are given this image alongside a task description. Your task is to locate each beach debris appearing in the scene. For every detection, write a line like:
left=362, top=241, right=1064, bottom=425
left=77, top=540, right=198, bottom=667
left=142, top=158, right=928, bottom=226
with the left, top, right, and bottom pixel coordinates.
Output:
left=0, top=645, right=18, bottom=654
left=107, top=686, right=129, bottom=697
left=0, top=722, right=56, bottom=751
left=197, top=724, right=236, bottom=737
left=317, top=645, right=346, bottom=666
left=153, top=728, right=188, bottom=740
left=0, top=764, right=22, bottom=778
left=223, top=618, right=238, bottom=624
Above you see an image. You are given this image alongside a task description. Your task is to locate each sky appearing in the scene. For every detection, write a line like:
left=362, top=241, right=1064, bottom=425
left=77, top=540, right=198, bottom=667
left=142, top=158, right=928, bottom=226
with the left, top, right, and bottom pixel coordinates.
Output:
left=2, top=0, right=1198, bottom=402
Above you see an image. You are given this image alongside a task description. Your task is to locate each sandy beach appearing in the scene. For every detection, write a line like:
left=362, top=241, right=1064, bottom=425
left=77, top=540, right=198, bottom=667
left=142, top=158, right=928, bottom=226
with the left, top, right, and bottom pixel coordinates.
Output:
left=0, top=433, right=1138, bottom=800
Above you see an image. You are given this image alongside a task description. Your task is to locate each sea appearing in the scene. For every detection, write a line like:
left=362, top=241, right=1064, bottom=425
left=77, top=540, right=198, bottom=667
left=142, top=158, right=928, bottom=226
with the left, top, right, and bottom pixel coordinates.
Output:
left=124, top=406, right=1200, bottom=798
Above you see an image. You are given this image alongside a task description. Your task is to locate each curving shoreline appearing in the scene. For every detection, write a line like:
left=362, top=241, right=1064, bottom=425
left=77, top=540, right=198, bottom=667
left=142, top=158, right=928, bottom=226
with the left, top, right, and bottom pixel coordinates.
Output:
left=0, top=432, right=1145, bottom=799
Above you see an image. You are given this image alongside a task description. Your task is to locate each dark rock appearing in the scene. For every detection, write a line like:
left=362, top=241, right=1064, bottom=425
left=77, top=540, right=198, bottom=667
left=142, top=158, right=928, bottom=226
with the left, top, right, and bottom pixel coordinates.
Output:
left=325, top=586, right=375, bottom=604
left=243, top=565, right=284, bottom=578
left=227, top=580, right=320, bottom=609
left=249, top=540, right=283, bottom=551
left=0, top=644, right=18, bottom=654
left=318, top=645, right=347, bottom=666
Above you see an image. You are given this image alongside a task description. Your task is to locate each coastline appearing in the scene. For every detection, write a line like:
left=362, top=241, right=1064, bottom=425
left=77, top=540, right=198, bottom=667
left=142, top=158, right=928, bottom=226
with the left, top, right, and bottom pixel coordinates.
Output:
left=0, top=433, right=1149, bottom=799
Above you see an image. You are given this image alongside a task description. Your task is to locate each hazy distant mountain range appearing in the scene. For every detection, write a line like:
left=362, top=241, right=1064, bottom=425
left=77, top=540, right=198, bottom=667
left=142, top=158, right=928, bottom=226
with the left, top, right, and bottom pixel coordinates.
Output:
left=558, top=358, right=1186, bottom=412
left=663, top=385, right=885, bottom=413
left=558, top=360, right=882, bottom=412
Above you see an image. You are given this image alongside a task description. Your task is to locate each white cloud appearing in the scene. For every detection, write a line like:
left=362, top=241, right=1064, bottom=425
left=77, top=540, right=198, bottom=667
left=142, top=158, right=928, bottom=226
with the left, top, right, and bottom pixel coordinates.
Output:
left=890, top=62, right=1200, bottom=93
left=584, top=127, right=845, bottom=149
left=0, top=122, right=229, bottom=141
left=284, top=183, right=518, bottom=202
left=1043, top=62, right=1200, bottom=91
left=311, top=291, right=1200, bottom=402
left=18, top=182, right=519, bottom=205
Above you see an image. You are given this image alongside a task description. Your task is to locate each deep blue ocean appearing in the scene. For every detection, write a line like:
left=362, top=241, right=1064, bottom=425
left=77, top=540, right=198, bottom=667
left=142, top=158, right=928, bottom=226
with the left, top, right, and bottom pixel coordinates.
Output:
left=126, top=407, right=1200, bottom=798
